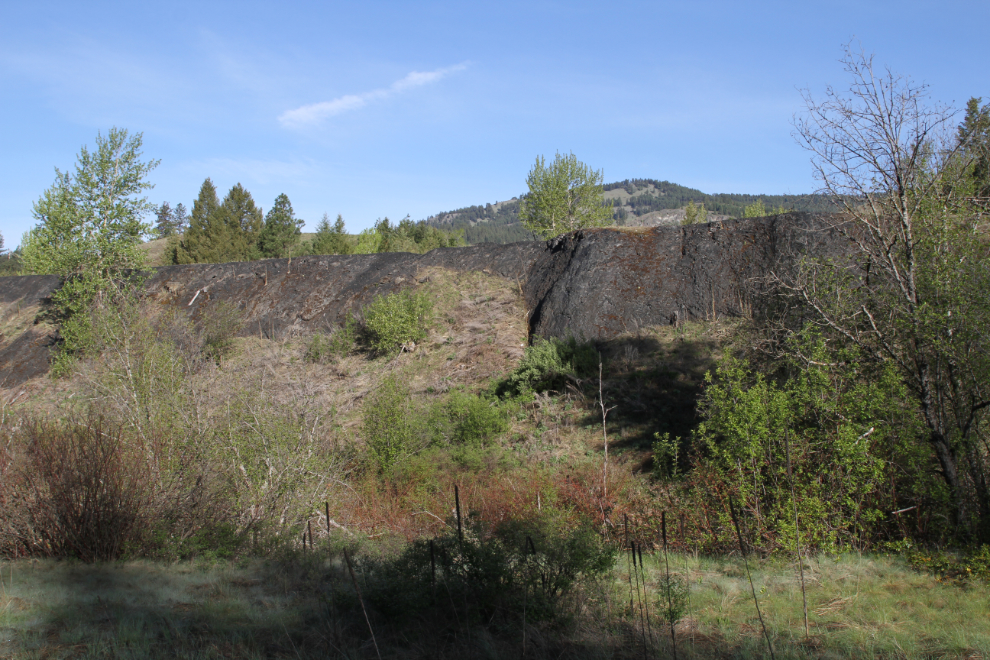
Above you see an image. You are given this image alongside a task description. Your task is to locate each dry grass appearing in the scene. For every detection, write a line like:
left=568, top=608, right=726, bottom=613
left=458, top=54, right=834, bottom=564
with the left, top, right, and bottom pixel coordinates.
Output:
left=137, top=237, right=170, bottom=266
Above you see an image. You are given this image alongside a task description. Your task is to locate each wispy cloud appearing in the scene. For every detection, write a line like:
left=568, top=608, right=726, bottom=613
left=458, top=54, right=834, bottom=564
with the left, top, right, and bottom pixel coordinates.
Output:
left=278, top=63, right=469, bottom=128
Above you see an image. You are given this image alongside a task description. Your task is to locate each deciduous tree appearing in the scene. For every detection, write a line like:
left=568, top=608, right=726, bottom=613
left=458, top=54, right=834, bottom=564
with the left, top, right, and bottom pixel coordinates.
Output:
left=787, top=44, right=990, bottom=539
left=519, top=152, right=612, bottom=239
left=22, top=127, right=157, bottom=278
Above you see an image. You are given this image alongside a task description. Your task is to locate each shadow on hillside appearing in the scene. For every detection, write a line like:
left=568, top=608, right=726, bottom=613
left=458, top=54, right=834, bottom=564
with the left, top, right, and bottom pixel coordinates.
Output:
left=577, top=333, right=720, bottom=468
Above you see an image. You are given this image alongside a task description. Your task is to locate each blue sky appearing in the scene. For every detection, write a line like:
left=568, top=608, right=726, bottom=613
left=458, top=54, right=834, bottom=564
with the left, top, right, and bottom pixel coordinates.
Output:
left=1, top=0, right=987, bottom=245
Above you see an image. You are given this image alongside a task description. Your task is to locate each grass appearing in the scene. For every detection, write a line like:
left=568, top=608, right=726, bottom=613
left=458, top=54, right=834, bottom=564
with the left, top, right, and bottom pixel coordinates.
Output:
left=639, top=552, right=990, bottom=658
left=1, top=553, right=986, bottom=659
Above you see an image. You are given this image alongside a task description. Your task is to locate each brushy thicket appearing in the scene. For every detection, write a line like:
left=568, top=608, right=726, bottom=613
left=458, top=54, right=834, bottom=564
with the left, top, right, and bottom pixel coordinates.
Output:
left=0, top=291, right=341, bottom=560
left=2, top=271, right=982, bottom=566
left=363, top=376, right=511, bottom=471
left=650, top=330, right=948, bottom=554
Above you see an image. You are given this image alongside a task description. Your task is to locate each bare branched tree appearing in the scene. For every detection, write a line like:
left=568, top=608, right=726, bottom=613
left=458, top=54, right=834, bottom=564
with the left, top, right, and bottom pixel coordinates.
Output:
left=787, top=43, right=990, bottom=539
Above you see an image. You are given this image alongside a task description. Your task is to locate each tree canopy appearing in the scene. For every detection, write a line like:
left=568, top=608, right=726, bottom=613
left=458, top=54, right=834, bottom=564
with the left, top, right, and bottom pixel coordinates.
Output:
left=172, top=181, right=265, bottom=264
left=310, top=213, right=353, bottom=255
left=22, top=127, right=158, bottom=277
left=258, top=193, right=303, bottom=259
left=519, top=152, right=613, bottom=239
left=786, top=44, right=990, bottom=540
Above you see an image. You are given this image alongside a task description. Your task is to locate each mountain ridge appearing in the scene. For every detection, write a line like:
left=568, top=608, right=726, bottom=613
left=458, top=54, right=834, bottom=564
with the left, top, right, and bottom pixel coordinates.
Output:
left=423, top=178, right=835, bottom=244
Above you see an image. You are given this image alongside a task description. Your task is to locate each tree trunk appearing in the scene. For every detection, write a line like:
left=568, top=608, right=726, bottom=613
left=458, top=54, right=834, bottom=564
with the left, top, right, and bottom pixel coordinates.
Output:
left=929, top=429, right=967, bottom=533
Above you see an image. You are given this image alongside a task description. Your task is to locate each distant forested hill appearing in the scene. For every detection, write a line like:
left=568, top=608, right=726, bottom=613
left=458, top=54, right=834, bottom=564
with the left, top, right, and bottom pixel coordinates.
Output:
left=424, top=179, right=835, bottom=245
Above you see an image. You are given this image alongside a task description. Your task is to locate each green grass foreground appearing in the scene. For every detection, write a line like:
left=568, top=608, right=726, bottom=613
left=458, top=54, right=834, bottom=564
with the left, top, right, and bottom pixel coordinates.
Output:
left=1, top=552, right=986, bottom=659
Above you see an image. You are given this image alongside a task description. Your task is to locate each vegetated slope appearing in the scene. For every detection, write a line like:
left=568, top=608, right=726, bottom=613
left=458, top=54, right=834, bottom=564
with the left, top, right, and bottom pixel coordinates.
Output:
left=425, top=179, right=835, bottom=244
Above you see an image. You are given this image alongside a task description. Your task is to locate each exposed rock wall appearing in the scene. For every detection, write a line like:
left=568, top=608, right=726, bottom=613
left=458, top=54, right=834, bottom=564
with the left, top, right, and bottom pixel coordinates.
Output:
left=0, top=213, right=846, bottom=385
left=525, top=212, right=847, bottom=339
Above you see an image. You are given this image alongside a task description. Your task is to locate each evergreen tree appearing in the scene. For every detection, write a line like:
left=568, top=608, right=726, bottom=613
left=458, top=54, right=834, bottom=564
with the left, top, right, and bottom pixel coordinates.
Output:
left=155, top=202, right=174, bottom=238
left=173, top=203, right=188, bottom=234
left=311, top=213, right=352, bottom=255
left=682, top=201, right=707, bottom=225
left=957, top=97, right=990, bottom=198
left=172, top=179, right=228, bottom=264
left=220, top=183, right=263, bottom=262
left=258, top=193, right=303, bottom=258
left=153, top=201, right=188, bottom=238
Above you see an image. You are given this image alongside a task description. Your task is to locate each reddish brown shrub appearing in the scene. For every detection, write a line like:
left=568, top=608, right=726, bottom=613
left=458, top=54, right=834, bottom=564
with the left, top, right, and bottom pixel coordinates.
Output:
left=1, top=414, right=151, bottom=561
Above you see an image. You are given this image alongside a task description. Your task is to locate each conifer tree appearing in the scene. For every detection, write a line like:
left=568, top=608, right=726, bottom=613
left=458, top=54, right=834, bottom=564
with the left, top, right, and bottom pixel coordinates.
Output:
left=957, top=97, right=990, bottom=198
left=172, top=178, right=228, bottom=264
left=258, top=193, right=304, bottom=259
left=311, top=213, right=353, bottom=255
left=220, top=183, right=263, bottom=262
left=682, top=200, right=707, bottom=225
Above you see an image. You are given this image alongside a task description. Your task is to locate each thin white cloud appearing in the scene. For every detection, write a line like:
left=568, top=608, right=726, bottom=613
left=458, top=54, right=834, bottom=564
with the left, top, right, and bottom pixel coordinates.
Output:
left=278, top=62, right=469, bottom=129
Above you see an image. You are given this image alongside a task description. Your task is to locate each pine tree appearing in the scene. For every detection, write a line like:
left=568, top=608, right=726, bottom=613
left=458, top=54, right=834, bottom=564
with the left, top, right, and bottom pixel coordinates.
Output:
left=155, top=202, right=174, bottom=238
left=220, top=183, right=263, bottom=262
left=258, top=193, right=303, bottom=259
left=682, top=201, right=708, bottom=225
left=172, top=178, right=228, bottom=264
left=311, top=213, right=353, bottom=255
left=958, top=97, right=990, bottom=198
left=173, top=203, right=188, bottom=234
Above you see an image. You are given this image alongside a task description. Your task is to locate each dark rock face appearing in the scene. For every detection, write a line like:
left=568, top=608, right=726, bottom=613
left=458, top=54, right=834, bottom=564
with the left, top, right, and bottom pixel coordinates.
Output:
left=0, top=275, right=62, bottom=386
left=0, top=213, right=846, bottom=385
left=524, top=213, right=847, bottom=339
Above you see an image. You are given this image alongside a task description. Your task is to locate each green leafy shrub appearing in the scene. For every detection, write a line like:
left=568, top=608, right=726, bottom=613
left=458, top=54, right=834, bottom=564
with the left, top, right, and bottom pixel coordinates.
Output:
left=201, top=301, right=244, bottom=362
left=363, top=289, right=434, bottom=355
left=493, top=336, right=598, bottom=398
left=908, top=545, right=990, bottom=584
left=363, top=375, right=414, bottom=470
left=428, top=391, right=510, bottom=447
left=652, top=432, right=682, bottom=480
left=692, top=334, right=927, bottom=552
left=656, top=573, right=690, bottom=625
left=48, top=274, right=115, bottom=377
left=366, top=510, right=616, bottom=623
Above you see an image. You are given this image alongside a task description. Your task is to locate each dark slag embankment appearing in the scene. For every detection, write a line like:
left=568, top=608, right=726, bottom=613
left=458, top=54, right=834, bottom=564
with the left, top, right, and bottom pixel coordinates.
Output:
left=0, top=213, right=847, bottom=386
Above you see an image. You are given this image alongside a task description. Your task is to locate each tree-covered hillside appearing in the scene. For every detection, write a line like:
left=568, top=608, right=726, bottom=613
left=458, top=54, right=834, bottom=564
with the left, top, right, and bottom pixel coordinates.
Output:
left=424, top=179, right=835, bottom=244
